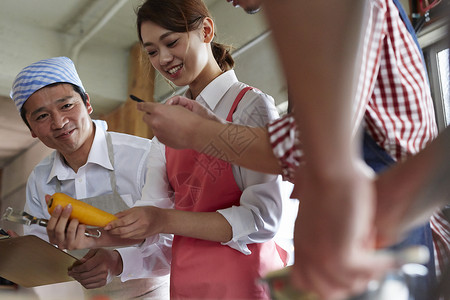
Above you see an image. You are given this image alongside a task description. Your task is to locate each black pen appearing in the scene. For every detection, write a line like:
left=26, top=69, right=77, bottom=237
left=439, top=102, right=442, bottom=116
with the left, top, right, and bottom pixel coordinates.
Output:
left=129, top=94, right=145, bottom=103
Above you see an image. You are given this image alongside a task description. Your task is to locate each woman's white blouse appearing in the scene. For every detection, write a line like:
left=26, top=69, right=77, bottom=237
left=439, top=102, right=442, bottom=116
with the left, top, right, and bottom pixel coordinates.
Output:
left=141, top=70, right=293, bottom=254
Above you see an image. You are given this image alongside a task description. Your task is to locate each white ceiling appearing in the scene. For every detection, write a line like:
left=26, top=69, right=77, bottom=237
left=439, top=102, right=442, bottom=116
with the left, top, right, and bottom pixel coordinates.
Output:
left=0, top=0, right=287, bottom=168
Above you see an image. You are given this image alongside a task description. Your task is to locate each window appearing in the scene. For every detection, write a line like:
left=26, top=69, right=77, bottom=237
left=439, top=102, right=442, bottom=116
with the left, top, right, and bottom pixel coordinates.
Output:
left=437, top=48, right=449, bottom=126
left=420, top=19, right=449, bottom=132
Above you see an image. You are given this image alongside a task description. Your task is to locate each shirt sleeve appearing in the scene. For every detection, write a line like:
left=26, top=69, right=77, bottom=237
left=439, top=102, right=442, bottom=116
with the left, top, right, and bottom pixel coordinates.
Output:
left=217, top=90, right=295, bottom=254
left=117, top=233, right=173, bottom=280
left=118, top=138, right=174, bottom=280
left=266, top=114, right=303, bottom=182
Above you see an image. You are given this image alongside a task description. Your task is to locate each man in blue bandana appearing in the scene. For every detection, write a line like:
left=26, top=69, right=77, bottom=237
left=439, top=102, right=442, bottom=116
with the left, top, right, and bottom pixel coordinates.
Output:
left=10, top=57, right=171, bottom=299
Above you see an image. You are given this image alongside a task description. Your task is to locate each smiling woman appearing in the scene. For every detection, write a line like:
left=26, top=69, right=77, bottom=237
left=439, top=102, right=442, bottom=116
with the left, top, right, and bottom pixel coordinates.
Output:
left=136, top=0, right=234, bottom=98
left=99, top=0, right=292, bottom=298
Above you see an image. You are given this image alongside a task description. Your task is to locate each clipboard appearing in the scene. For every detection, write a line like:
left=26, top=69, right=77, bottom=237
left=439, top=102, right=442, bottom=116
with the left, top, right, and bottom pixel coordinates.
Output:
left=0, top=235, right=78, bottom=287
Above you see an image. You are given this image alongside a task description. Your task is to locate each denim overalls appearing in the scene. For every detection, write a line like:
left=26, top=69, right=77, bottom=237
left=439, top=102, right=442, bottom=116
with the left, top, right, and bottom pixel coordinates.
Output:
left=362, top=4, right=437, bottom=298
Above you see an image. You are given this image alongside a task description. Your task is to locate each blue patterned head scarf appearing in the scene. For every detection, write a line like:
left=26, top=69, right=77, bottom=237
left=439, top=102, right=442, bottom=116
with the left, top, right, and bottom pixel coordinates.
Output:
left=10, top=57, right=85, bottom=113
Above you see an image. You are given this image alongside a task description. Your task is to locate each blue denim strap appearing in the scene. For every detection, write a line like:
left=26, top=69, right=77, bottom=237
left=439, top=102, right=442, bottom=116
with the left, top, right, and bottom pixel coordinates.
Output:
left=392, top=0, right=428, bottom=76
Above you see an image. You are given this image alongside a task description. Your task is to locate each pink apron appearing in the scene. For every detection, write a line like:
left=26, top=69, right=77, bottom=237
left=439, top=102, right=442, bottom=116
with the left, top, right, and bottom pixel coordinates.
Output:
left=166, top=87, right=287, bottom=299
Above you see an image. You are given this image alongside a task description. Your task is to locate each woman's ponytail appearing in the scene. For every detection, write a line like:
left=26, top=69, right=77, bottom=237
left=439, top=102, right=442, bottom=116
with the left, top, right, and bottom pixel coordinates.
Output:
left=211, top=42, right=234, bottom=72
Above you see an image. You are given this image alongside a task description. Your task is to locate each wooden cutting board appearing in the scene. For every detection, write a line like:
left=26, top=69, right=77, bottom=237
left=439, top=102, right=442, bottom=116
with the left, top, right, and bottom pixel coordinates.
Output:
left=0, top=235, right=78, bottom=287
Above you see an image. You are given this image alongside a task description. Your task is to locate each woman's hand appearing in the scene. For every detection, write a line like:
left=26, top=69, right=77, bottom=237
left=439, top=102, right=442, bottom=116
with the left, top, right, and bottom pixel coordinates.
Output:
left=104, top=206, right=166, bottom=240
left=166, top=95, right=224, bottom=123
left=137, top=101, right=224, bottom=151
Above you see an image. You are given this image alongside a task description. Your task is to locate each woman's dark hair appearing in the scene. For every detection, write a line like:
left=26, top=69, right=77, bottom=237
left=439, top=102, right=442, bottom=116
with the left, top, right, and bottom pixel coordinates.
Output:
left=20, top=83, right=88, bottom=129
left=136, top=0, right=234, bottom=72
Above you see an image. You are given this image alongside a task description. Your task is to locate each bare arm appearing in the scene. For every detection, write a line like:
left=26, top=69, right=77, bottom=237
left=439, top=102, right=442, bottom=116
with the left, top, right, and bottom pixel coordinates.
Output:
left=263, top=1, right=394, bottom=299
left=375, top=126, right=450, bottom=247
left=137, top=100, right=281, bottom=174
left=105, top=206, right=232, bottom=243
left=264, top=0, right=365, bottom=174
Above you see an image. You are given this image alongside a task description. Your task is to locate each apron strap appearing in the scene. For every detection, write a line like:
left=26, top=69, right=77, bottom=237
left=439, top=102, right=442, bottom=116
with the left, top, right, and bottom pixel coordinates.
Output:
left=392, top=0, right=428, bottom=74
left=105, top=132, right=119, bottom=195
left=55, top=178, right=61, bottom=193
left=392, top=0, right=421, bottom=49
left=226, top=87, right=254, bottom=122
